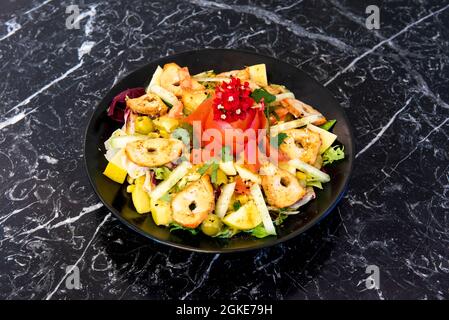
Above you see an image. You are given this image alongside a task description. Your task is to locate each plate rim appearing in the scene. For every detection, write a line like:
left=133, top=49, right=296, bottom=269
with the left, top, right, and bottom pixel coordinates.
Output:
left=83, top=48, right=355, bottom=253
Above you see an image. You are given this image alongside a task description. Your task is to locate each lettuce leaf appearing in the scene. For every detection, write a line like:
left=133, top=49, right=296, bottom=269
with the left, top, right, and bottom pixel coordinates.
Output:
left=169, top=222, right=199, bottom=235
left=322, top=145, right=345, bottom=166
left=214, top=227, right=239, bottom=238
left=320, top=119, right=336, bottom=131
left=152, top=167, right=172, bottom=180
left=245, top=224, right=273, bottom=238
left=306, top=180, right=323, bottom=189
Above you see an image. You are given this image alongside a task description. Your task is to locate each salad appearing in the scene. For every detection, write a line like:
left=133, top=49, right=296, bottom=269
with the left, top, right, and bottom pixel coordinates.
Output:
left=102, top=62, right=345, bottom=238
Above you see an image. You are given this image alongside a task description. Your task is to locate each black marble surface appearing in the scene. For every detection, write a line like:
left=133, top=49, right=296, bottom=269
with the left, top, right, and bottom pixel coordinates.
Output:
left=0, top=0, right=448, bottom=300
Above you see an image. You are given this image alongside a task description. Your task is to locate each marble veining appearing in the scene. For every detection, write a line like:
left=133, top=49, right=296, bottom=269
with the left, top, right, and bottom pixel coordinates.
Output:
left=0, top=0, right=448, bottom=299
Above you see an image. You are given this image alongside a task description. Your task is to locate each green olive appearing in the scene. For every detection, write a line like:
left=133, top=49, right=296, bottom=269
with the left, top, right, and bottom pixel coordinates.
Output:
left=201, top=214, right=223, bottom=236
left=135, top=116, right=154, bottom=134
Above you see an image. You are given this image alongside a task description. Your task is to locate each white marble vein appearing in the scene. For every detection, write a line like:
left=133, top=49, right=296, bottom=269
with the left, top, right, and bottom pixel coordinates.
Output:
left=188, top=0, right=353, bottom=52
left=23, top=0, right=53, bottom=15
left=45, top=213, right=111, bottom=300
left=325, top=3, right=449, bottom=86
left=391, top=117, right=449, bottom=172
left=180, top=254, right=220, bottom=300
left=7, top=60, right=83, bottom=113
left=0, top=111, right=26, bottom=130
left=0, top=19, right=21, bottom=42
left=356, top=97, right=413, bottom=158
left=50, top=203, right=103, bottom=230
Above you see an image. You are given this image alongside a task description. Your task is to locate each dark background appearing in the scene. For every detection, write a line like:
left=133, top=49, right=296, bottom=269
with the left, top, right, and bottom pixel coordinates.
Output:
left=0, top=0, right=448, bottom=299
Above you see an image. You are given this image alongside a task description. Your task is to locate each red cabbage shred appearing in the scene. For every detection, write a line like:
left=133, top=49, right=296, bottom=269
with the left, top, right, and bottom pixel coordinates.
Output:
left=107, top=87, right=145, bottom=122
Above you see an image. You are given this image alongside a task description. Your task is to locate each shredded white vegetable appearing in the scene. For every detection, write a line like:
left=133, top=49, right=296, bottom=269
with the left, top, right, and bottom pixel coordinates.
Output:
left=269, top=115, right=322, bottom=136
left=250, top=184, right=276, bottom=235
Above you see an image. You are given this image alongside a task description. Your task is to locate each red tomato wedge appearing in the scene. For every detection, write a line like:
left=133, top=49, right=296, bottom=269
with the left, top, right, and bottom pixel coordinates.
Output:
left=184, top=94, right=282, bottom=167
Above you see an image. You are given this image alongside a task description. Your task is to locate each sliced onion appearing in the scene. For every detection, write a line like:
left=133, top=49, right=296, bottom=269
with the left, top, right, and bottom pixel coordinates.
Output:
left=124, top=108, right=136, bottom=134
left=288, top=188, right=316, bottom=210
left=104, top=148, right=119, bottom=162
left=143, top=171, right=155, bottom=194
left=275, top=92, right=295, bottom=101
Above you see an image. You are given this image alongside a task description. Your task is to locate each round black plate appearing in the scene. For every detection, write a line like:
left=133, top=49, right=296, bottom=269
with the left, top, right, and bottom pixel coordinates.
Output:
left=84, top=49, right=354, bottom=253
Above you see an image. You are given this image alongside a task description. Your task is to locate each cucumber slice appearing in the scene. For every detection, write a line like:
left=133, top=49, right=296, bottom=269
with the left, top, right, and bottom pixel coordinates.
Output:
left=215, top=182, right=236, bottom=218
left=250, top=184, right=276, bottom=235
left=150, top=162, right=192, bottom=201
left=289, top=159, right=330, bottom=183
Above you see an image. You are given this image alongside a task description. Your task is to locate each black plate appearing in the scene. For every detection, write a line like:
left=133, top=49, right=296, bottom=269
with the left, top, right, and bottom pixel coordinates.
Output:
left=84, top=49, right=354, bottom=253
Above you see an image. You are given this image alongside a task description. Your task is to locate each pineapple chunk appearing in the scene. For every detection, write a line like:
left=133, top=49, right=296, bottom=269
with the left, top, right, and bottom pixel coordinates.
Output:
left=103, top=149, right=127, bottom=183
left=153, top=116, right=179, bottom=133
left=307, top=124, right=337, bottom=153
left=103, top=162, right=127, bottom=184
left=248, top=64, right=268, bottom=86
left=131, top=183, right=151, bottom=214
left=151, top=198, right=173, bottom=226
left=182, top=90, right=208, bottom=114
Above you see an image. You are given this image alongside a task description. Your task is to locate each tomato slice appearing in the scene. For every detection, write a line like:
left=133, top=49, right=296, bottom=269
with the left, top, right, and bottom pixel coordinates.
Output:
left=184, top=96, right=272, bottom=164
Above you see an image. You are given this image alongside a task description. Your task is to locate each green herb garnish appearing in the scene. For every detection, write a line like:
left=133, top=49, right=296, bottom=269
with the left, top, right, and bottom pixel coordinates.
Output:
left=232, top=200, right=242, bottom=211
left=274, top=210, right=288, bottom=226
left=270, top=132, right=288, bottom=148
left=251, top=88, right=276, bottom=104
left=221, top=146, right=233, bottom=162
